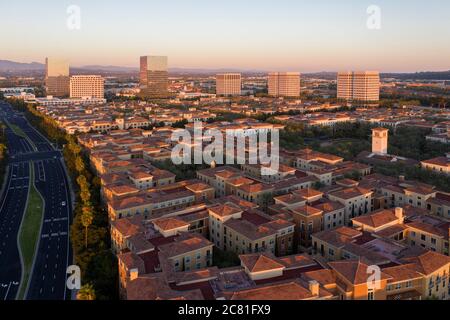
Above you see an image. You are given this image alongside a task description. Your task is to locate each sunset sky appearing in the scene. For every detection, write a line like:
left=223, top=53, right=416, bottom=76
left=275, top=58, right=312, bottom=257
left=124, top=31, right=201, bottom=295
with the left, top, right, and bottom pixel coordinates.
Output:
left=1, top=0, right=449, bottom=72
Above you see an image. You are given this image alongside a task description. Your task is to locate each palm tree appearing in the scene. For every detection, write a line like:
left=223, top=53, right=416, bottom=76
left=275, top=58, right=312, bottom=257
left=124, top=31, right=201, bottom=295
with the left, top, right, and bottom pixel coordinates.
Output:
left=76, top=283, right=96, bottom=300
left=80, top=206, right=94, bottom=249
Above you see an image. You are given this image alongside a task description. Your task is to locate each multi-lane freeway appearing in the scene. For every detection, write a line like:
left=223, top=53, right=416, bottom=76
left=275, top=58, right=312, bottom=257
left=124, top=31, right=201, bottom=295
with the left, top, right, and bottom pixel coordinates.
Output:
left=0, top=101, right=73, bottom=300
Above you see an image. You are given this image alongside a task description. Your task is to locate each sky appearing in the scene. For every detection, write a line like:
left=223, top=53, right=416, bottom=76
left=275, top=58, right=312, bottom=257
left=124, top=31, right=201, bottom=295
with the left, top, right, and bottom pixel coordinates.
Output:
left=0, top=0, right=449, bottom=72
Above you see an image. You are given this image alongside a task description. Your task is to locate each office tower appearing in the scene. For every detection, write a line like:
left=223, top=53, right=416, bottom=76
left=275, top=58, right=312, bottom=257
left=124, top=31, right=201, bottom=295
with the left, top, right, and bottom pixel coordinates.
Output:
left=372, top=128, right=388, bottom=155
left=337, top=72, right=353, bottom=101
left=337, top=71, right=380, bottom=102
left=70, top=75, right=105, bottom=99
left=139, top=56, right=168, bottom=98
left=216, top=73, right=242, bottom=96
left=268, top=72, right=301, bottom=97
left=45, top=57, right=70, bottom=97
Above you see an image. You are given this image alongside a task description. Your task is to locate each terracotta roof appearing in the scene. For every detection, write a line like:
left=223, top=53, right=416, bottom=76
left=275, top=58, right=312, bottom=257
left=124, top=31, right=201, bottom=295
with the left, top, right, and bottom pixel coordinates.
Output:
left=158, top=233, right=213, bottom=258
left=289, top=205, right=323, bottom=217
left=401, top=251, right=450, bottom=275
left=227, top=281, right=320, bottom=300
left=240, top=253, right=285, bottom=273
left=278, top=254, right=317, bottom=269
left=382, top=264, right=423, bottom=283
left=313, top=200, right=345, bottom=213
left=208, top=203, right=243, bottom=217
left=329, top=260, right=392, bottom=285
left=292, top=188, right=323, bottom=199
left=111, top=215, right=145, bottom=237
left=329, top=187, right=372, bottom=200
left=185, top=182, right=214, bottom=192
left=153, top=217, right=190, bottom=231
left=237, top=183, right=274, bottom=194
left=126, top=275, right=204, bottom=300
left=352, top=209, right=399, bottom=228
left=224, top=218, right=277, bottom=241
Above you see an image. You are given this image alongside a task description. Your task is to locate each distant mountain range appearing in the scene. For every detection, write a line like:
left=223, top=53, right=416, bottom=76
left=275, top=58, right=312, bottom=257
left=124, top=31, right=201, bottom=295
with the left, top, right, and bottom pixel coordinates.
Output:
left=1, top=60, right=449, bottom=80
left=0, top=60, right=44, bottom=71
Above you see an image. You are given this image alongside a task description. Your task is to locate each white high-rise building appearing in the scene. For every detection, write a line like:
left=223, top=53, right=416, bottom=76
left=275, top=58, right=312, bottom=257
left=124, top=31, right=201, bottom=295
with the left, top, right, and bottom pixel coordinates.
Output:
left=70, top=75, right=105, bottom=99
left=216, top=73, right=241, bottom=96
left=268, top=72, right=301, bottom=97
left=337, top=71, right=380, bottom=102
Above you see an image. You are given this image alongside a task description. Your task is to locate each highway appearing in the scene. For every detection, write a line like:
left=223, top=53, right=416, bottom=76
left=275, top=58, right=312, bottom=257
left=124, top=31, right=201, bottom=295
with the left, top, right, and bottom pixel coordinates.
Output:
left=0, top=101, right=73, bottom=300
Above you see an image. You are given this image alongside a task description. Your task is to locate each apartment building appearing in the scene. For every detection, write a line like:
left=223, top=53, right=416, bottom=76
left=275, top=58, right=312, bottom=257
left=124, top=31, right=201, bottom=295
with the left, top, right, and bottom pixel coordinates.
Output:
left=268, top=72, right=301, bottom=98
left=327, top=187, right=373, bottom=225
left=337, top=71, right=380, bottom=102
left=70, top=75, right=105, bottom=99
left=421, top=153, right=450, bottom=175
left=216, top=73, right=242, bottom=96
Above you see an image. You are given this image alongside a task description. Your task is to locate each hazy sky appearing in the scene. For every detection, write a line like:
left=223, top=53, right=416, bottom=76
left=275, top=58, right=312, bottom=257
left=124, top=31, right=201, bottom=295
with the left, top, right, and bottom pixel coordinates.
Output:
left=1, top=0, right=449, bottom=72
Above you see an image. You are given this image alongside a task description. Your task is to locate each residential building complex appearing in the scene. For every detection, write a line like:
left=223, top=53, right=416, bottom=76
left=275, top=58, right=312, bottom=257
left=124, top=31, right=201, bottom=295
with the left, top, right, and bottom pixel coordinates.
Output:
left=268, top=72, right=301, bottom=98
left=70, top=75, right=105, bottom=99
left=337, top=71, right=380, bottom=102
left=216, top=73, right=242, bottom=96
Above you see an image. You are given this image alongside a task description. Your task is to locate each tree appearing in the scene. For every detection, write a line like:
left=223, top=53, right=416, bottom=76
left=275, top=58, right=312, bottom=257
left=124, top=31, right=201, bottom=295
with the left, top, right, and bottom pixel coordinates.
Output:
left=76, top=283, right=96, bottom=300
left=75, top=156, right=85, bottom=173
left=80, top=189, right=91, bottom=205
left=81, top=205, right=94, bottom=249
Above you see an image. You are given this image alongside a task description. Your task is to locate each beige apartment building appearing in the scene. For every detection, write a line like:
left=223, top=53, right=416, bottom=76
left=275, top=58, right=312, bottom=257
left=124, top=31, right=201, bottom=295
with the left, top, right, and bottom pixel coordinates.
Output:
left=70, top=75, right=105, bottom=99
left=268, top=72, right=301, bottom=97
left=45, top=57, right=70, bottom=97
left=327, top=187, right=373, bottom=225
left=139, top=55, right=169, bottom=98
left=337, top=71, right=380, bottom=102
left=216, top=73, right=242, bottom=96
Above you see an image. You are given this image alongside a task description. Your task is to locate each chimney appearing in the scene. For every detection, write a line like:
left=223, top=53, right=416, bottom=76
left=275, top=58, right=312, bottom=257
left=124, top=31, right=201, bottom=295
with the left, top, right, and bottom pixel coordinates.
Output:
left=129, top=268, right=139, bottom=281
left=398, top=175, right=405, bottom=182
left=395, top=207, right=404, bottom=223
left=309, top=280, right=320, bottom=296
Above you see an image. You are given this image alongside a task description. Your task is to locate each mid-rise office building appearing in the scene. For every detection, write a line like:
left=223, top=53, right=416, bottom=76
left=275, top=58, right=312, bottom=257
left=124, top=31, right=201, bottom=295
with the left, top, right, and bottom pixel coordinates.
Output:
left=268, top=72, right=301, bottom=97
left=337, top=71, right=380, bottom=102
left=139, top=56, right=168, bottom=98
left=70, top=75, right=105, bottom=99
left=45, top=57, right=70, bottom=97
left=216, top=73, right=242, bottom=96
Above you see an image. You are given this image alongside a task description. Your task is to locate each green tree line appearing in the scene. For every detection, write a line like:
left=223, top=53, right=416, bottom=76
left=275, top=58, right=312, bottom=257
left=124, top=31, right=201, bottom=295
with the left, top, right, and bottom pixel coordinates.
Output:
left=8, top=99, right=118, bottom=300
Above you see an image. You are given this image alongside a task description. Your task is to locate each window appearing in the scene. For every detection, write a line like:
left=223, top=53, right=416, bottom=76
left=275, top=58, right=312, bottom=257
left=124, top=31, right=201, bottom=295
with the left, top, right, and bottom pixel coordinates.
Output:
left=421, top=234, right=426, bottom=241
left=367, top=290, right=374, bottom=300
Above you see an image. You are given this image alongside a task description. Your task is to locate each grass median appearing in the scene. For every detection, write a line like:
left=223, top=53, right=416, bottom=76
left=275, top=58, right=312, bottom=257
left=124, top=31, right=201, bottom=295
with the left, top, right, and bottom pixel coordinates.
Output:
left=7, top=121, right=37, bottom=151
left=17, top=164, right=44, bottom=300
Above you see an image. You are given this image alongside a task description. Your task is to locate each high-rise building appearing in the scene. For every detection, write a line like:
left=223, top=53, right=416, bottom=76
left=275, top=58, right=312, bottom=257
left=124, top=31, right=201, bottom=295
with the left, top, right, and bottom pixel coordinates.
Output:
left=45, top=57, right=70, bottom=97
left=372, top=127, right=388, bottom=155
left=70, top=75, right=104, bottom=99
left=337, top=71, right=380, bottom=102
left=216, top=73, right=242, bottom=96
left=268, top=72, right=301, bottom=97
left=139, top=56, right=168, bottom=98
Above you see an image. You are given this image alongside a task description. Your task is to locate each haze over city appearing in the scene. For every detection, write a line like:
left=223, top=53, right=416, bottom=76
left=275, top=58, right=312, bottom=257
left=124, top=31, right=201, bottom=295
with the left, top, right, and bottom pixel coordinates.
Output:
left=1, top=0, right=450, bottom=72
